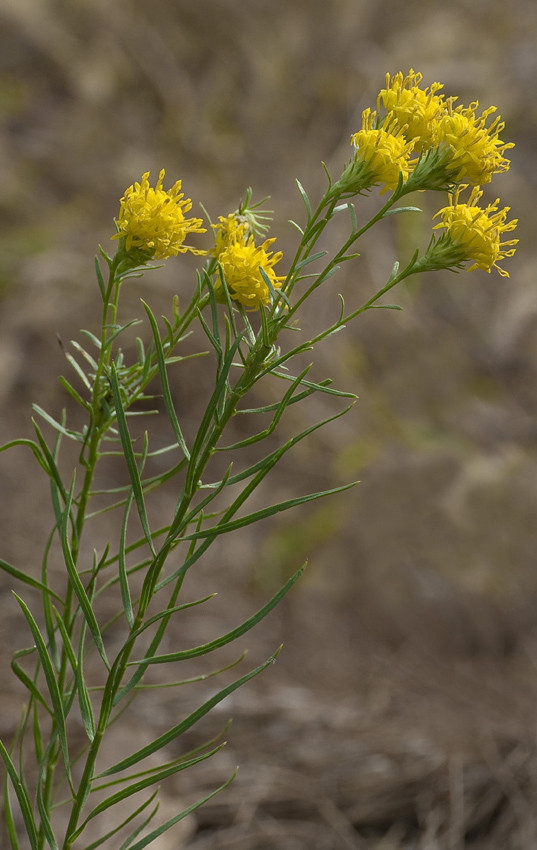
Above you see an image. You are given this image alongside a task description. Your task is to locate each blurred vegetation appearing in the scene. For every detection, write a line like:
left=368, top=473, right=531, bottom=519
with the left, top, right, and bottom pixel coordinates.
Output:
left=3, top=2, right=537, bottom=847
left=1, top=0, right=537, bottom=705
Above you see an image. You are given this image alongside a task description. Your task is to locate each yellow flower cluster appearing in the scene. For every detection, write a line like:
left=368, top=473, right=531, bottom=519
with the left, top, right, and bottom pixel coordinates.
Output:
left=346, top=70, right=518, bottom=276
left=432, top=103, right=513, bottom=185
left=211, top=213, right=251, bottom=258
left=381, top=71, right=513, bottom=185
left=378, top=69, right=448, bottom=150
left=214, top=216, right=284, bottom=310
left=350, top=69, right=513, bottom=193
left=114, top=170, right=206, bottom=260
left=351, top=109, right=415, bottom=193
left=433, top=187, right=518, bottom=277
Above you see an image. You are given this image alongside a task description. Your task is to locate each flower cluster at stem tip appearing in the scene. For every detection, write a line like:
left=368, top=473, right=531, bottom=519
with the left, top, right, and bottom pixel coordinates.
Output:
left=433, top=186, right=518, bottom=278
left=212, top=213, right=284, bottom=310
left=111, top=69, right=518, bottom=295
left=113, top=169, right=206, bottom=260
left=341, top=69, right=518, bottom=276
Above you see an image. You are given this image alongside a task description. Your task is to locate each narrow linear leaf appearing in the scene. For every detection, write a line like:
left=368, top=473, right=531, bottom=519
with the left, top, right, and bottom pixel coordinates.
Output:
left=185, top=333, right=245, bottom=493
left=118, top=491, right=135, bottom=628
left=382, top=205, right=422, bottom=216
left=0, top=557, right=63, bottom=602
left=180, top=481, right=357, bottom=542
left=141, top=301, right=190, bottom=461
left=271, top=370, right=356, bottom=398
left=295, top=251, right=328, bottom=270
left=70, top=340, right=98, bottom=371
left=0, top=740, right=39, bottom=850
left=59, top=497, right=110, bottom=669
left=33, top=405, right=83, bottom=442
left=0, top=438, right=50, bottom=475
left=117, top=799, right=160, bottom=850
left=82, top=790, right=159, bottom=850
left=36, top=763, right=60, bottom=850
left=132, top=651, right=247, bottom=690
left=110, top=364, right=156, bottom=557
left=13, top=595, right=73, bottom=792
left=288, top=219, right=304, bottom=235
left=104, top=319, right=144, bottom=352
left=296, top=179, right=312, bottom=221
left=64, top=352, right=92, bottom=390
left=80, top=328, right=102, bottom=350
left=81, top=746, right=224, bottom=830
left=3, top=770, right=20, bottom=850
left=94, top=256, right=106, bottom=299
left=156, top=404, right=355, bottom=594
left=130, top=594, right=216, bottom=639
left=32, top=420, right=70, bottom=508
left=218, top=365, right=312, bottom=451
left=130, top=564, right=304, bottom=666
left=125, top=771, right=237, bottom=850
left=54, top=610, right=95, bottom=742
left=11, top=655, right=53, bottom=716
left=99, top=650, right=281, bottom=776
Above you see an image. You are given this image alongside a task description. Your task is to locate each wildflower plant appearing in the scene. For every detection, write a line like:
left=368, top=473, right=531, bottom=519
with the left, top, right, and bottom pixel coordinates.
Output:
left=0, top=71, right=517, bottom=849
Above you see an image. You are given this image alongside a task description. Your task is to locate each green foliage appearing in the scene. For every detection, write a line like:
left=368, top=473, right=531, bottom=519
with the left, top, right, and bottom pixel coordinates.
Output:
left=0, top=130, right=514, bottom=849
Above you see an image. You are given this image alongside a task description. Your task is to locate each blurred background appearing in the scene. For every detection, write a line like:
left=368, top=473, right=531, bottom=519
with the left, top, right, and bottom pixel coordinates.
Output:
left=1, top=0, right=537, bottom=847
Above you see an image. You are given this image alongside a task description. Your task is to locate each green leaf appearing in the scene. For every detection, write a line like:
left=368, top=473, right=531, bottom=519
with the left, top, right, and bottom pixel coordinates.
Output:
left=70, top=340, right=98, bottom=371
left=58, top=376, right=92, bottom=411
left=3, top=769, right=20, bottom=850
left=295, top=251, right=328, bottom=270
left=36, top=752, right=60, bottom=850
left=141, top=301, right=190, bottom=461
left=110, top=363, right=156, bottom=558
left=130, top=594, right=216, bottom=640
left=54, top=610, right=95, bottom=742
left=59, top=492, right=110, bottom=669
left=184, top=333, right=245, bottom=494
left=94, top=256, right=106, bottom=299
left=116, top=800, right=160, bottom=850
left=288, top=219, right=305, bottom=235
left=119, top=491, right=135, bottom=629
left=382, top=205, right=422, bottom=216
left=82, top=790, right=159, bottom=850
left=295, top=179, right=312, bottom=222
left=0, top=557, right=63, bottom=602
left=99, top=650, right=281, bottom=776
left=13, top=595, right=74, bottom=793
left=130, top=564, right=304, bottom=666
left=80, top=328, right=102, bottom=350
left=63, top=352, right=92, bottom=390
left=0, top=438, right=50, bottom=475
left=125, top=771, right=237, bottom=850
left=0, top=739, right=39, bottom=850
left=156, top=403, right=355, bottom=593
left=103, top=319, right=144, bottom=352
left=32, top=405, right=83, bottom=443
left=80, top=746, right=224, bottom=832
left=180, top=481, right=357, bottom=542
left=11, top=647, right=53, bottom=715
left=217, top=365, right=312, bottom=451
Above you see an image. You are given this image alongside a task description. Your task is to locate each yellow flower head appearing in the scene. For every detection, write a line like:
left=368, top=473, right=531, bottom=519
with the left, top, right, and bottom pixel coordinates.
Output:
left=433, top=186, right=518, bottom=277
left=378, top=69, right=449, bottom=149
left=351, top=108, right=415, bottom=193
left=113, top=170, right=206, bottom=259
left=217, top=237, right=284, bottom=310
left=211, top=213, right=251, bottom=258
left=432, top=103, right=514, bottom=185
